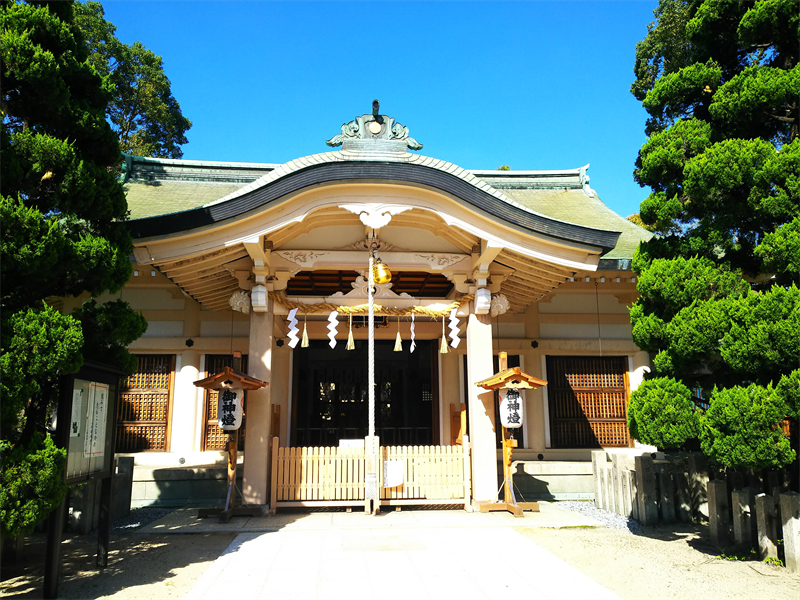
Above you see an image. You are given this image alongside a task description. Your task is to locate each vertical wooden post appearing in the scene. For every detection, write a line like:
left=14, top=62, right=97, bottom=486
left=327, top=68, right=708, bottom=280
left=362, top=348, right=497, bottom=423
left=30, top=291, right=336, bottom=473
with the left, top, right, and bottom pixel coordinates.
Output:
left=270, top=436, right=279, bottom=515
left=43, top=497, right=67, bottom=599
left=219, top=429, right=238, bottom=523
left=462, top=434, right=472, bottom=511
left=96, top=475, right=112, bottom=568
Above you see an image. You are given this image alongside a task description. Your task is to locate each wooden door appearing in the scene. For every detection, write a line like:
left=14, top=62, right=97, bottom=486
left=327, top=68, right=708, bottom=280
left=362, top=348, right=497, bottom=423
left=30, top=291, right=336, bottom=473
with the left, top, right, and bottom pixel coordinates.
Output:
left=116, top=355, right=175, bottom=452
left=546, top=356, right=630, bottom=448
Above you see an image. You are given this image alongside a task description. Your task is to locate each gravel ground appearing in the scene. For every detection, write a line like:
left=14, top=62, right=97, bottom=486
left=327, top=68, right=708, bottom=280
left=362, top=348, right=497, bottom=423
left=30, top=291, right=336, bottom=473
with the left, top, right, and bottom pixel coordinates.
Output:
left=3, top=504, right=799, bottom=600
left=111, top=507, right=175, bottom=533
left=556, top=500, right=643, bottom=533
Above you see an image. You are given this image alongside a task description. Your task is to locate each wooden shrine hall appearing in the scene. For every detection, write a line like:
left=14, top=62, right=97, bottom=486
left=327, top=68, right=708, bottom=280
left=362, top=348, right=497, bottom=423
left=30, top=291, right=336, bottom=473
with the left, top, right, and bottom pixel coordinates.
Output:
left=63, top=103, right=654, bottom=511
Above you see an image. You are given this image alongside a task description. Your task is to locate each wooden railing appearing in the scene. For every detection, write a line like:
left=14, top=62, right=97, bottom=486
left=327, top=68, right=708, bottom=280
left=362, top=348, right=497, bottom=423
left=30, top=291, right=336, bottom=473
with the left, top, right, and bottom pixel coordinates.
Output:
left=270, top=436, right=471, bottom=514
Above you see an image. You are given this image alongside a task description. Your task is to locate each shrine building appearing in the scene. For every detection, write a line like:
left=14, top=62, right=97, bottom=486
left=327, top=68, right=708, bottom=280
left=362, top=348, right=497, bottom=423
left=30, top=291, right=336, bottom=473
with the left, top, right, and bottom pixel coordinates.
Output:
left=62, top=106, right=654, bottom=510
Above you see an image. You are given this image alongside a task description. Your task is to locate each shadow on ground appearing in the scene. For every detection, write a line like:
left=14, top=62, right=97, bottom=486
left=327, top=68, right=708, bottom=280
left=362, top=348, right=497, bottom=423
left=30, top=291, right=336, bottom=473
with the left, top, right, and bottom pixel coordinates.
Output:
left=1, top=530, right=236, bottom=599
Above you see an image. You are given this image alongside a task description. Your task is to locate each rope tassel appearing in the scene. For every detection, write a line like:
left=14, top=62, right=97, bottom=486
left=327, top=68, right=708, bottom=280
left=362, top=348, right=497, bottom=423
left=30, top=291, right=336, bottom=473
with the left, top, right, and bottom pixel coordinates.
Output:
left=439, top=318, right=449, bottom=354
left=394, top=316, right=402, bottom=352
left=301, top=313, right=309, bottom=348
left=346, top=314, right=355, bottom=350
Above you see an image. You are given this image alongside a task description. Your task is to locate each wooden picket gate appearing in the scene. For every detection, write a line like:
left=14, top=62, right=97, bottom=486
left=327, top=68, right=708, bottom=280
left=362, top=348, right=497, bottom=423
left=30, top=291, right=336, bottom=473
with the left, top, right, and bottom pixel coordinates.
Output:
left=269, top=436, right=471, bottom=513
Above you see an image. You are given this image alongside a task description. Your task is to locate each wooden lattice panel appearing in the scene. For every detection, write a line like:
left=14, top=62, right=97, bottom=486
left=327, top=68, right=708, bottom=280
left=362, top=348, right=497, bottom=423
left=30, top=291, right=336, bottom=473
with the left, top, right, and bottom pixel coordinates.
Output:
left=116, top=355, right=175, bottom=452
left=202, top=355, right=249, bottom=451
left=547, top=356, right=630, bottom=448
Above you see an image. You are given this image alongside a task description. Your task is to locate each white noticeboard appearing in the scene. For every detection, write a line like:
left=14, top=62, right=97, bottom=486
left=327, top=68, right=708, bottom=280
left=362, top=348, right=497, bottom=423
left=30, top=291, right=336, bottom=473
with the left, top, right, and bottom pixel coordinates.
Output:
left=499, top=388, right=524, bottom=429
left=84, top=382, right=109, bottom=457
left=383, top=460, right=404, bottom=488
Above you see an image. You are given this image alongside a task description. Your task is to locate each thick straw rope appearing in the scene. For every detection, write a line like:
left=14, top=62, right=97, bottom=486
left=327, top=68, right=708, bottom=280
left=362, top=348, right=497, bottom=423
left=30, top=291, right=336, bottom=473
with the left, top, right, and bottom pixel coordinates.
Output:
left=268, top=292, right=474, bottom=318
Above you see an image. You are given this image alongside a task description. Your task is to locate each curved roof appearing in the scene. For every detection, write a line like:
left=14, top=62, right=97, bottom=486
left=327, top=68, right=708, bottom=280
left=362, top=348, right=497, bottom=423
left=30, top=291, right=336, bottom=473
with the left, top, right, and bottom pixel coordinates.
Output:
left=126, top=150, right=622, bottom=252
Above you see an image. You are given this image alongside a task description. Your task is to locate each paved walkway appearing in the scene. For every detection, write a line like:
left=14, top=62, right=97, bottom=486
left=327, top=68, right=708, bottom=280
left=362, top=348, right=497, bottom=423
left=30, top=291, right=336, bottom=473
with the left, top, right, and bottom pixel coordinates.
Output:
left=184, top=526, right=618, bottom=600
left=140, top=504, right=620, bottom=600
left=139, top=501, right=604, bottom=535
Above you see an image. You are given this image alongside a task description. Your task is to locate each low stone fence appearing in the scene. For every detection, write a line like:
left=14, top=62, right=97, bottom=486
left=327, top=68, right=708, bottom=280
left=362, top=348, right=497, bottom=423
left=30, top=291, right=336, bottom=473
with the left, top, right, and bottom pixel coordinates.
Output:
left=591, top=450, right=800, bottom=573
left=68, top=456, right=134, bottom=534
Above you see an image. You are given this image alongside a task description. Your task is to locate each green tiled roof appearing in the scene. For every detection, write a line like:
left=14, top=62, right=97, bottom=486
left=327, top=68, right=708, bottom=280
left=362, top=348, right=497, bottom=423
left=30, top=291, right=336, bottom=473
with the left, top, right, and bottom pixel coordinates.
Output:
left=123, top=156, right=277, bottom=220
left=125, top=181, right=246, bottom=220
left=123, top=155, right=650, bottom=263
left=499, top=187, right=652, bottom=260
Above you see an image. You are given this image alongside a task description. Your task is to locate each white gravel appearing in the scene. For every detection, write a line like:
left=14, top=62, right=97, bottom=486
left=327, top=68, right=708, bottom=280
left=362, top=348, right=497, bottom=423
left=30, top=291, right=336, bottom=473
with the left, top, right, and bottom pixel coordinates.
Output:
left=556, top=500, right=642, bottom=533
left=112, top=507, right=174, bottom=532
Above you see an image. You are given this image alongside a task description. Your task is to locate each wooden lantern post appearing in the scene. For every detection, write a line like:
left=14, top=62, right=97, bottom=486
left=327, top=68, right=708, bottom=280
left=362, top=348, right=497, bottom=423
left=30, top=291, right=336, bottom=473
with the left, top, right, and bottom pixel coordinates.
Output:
left=474, top=351, right=547, bottom=517
left=193, top=365, right=267, bottom=522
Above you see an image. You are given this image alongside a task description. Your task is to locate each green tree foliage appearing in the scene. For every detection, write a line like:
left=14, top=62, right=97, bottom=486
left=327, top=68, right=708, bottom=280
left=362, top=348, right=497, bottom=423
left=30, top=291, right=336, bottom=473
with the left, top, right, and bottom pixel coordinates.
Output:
left=629, top=0, right=799, bottom=468
left=701, top=384, right=795, bottom=470
left=628, top=377, right=700, bottom=449
left=74, top=1, right=191, bottom=158
left=1, top=0, right=147, bottom=538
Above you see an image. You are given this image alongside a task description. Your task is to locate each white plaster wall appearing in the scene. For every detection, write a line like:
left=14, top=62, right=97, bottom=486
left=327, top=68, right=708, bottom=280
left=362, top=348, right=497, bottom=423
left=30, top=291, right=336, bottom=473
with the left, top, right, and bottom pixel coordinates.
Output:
left=141, top=321, right=184, bottom=337
left=169, top=351, right=202, bottom=454
left=540, top=323, right=633, bottom=339
left=200, top=320, right=250, bottom=337
left=496, top=323, right=525, bottom=338
left=539, top=293, right=630, bottom=314
left=628, top=351, right=651, bottom=393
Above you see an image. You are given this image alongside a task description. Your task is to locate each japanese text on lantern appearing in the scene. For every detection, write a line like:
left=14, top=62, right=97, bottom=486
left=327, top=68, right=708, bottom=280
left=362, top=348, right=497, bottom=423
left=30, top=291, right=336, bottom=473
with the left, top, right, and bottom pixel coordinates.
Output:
left=218, top=388, right=243, bottom=430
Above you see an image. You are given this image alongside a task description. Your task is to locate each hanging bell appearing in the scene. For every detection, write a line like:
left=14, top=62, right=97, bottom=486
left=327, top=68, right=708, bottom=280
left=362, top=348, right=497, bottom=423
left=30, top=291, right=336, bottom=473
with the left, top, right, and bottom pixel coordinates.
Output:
left=346, top=314, right=355, bottom=350
left=372, top=260, right=392, bottom=285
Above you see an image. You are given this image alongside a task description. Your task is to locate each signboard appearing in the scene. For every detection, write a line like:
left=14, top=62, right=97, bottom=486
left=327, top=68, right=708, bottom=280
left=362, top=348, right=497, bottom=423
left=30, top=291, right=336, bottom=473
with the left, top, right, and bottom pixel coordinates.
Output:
left=499, top=388, right=523, bottom=429
left=63, top=374, right=118, bottom=484
left=84, top=382, right=109, bottom=457
left=218, top=388, right=244, bottom=430
left=383, top=460, right=404, bottom=488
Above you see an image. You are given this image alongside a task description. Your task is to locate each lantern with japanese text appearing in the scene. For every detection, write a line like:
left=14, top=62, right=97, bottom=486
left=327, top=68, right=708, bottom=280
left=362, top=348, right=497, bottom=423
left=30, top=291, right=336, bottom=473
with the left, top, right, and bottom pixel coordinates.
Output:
left=499, top=388, right=523, bottom=429
left=218, top=387, right=244, bottom=430
left=474, top=351, right=547, bottom=517
left=193, top=365, right=267, bottom=522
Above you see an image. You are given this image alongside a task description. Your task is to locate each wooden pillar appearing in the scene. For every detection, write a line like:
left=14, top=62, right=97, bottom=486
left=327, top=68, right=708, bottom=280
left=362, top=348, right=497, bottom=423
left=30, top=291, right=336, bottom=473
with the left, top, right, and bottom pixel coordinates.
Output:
left=466, top=311, right=498, bottom=503
left=243, top=298, right=274, bottom=506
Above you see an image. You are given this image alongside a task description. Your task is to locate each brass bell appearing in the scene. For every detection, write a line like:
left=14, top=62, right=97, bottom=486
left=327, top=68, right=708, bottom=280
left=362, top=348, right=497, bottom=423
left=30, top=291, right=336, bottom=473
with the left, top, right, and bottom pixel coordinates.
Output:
left=373, top=260, right=392, bottom=285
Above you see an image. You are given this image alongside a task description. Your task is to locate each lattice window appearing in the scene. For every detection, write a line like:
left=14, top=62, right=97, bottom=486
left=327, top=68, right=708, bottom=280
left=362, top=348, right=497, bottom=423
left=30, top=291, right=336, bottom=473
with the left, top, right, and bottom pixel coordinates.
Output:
left=202, top=355, right=249, bottom=451
left=547, top=356, right=630, bottom=448
left=116, top=355, right=175, bottom=452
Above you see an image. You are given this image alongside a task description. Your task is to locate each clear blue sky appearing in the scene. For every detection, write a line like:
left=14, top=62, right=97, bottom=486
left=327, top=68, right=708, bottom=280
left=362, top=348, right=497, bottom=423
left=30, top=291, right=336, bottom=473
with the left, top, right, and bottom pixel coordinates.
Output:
left=102, top=0, right=658, bottom=218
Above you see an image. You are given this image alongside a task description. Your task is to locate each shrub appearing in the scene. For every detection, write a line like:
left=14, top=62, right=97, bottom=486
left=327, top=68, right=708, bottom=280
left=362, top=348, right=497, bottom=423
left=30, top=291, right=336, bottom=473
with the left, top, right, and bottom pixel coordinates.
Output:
left=700, top=384, right=795, bottom=470
left=628, top=377, right=699, bottom=449
left=0, top=434, right=67, bottom=539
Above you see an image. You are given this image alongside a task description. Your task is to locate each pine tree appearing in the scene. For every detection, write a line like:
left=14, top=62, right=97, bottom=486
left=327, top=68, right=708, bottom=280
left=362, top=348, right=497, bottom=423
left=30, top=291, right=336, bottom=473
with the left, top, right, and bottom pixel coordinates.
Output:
left=629, top=0, right=799, bottom=471
left=1, top=0, right=146, bottom=538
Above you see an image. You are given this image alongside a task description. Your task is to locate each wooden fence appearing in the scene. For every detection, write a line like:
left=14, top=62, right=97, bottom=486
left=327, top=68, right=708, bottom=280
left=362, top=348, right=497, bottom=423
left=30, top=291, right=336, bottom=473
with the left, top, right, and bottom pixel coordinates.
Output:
left=270, top=436, right=471, bottom=513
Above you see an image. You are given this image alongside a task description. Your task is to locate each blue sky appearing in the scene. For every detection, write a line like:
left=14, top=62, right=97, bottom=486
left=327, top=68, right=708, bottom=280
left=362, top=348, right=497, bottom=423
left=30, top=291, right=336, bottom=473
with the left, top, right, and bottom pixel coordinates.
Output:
left=102, top=0, right=658, bottom=218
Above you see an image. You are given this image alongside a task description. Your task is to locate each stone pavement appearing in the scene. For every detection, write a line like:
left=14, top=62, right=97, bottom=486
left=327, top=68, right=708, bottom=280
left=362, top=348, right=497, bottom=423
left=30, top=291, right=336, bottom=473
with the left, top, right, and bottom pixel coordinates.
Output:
left=139, top=503, right=620, bottom=600
left=139, top=500, right=604, bottom=535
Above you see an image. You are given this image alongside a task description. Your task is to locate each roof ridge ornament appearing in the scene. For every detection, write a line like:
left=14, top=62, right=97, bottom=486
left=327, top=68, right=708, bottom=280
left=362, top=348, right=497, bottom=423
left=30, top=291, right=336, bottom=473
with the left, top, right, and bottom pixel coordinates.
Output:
left=326, top=100, right=423, bottom=151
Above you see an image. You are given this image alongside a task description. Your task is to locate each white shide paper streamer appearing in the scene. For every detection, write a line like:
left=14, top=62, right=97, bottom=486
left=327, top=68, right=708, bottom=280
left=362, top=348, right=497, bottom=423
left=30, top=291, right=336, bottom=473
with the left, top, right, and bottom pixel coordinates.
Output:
left=327, top=311, right=339, bottom=348
left=287, top=308, right=300, bottom=348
